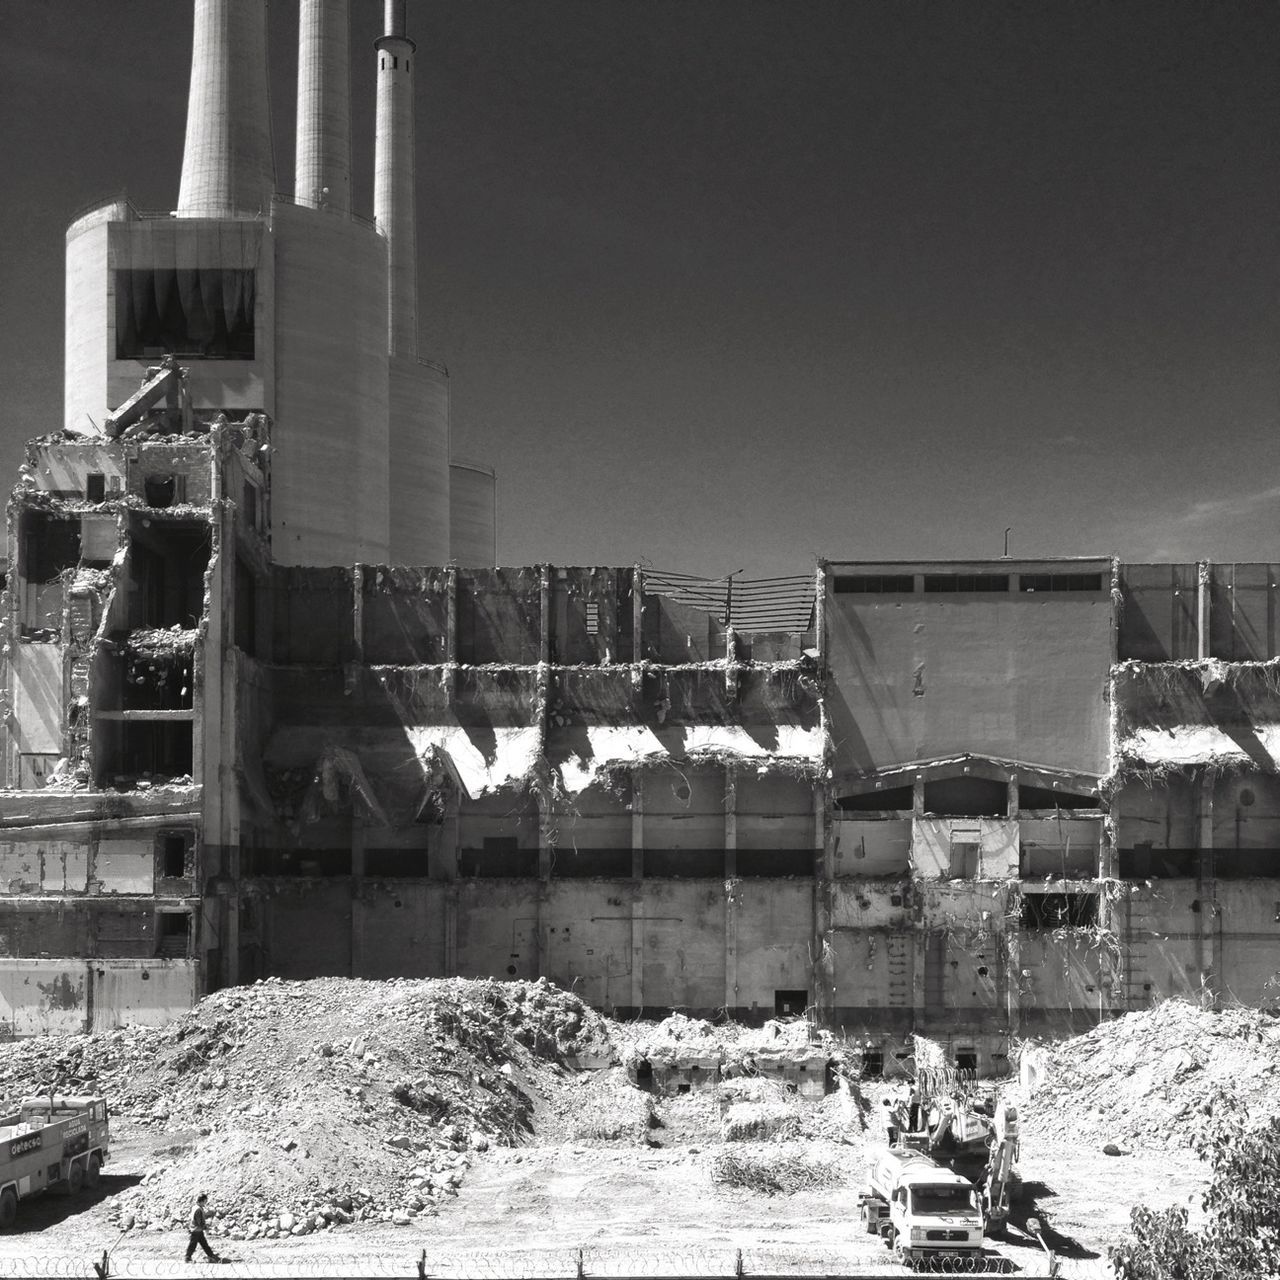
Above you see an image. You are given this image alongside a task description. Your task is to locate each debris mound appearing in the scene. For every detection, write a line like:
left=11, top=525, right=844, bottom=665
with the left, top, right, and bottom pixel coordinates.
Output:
left=1012, top=999, right=1280, bottom=1151
left=0, top=976, right=614, bottom=1239
left=709, top=1150, right=841, bottom=1195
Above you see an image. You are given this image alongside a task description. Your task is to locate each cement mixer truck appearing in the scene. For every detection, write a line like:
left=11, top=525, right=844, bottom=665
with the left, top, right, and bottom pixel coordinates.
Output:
left=858, top=1146, right=985, bottom=1266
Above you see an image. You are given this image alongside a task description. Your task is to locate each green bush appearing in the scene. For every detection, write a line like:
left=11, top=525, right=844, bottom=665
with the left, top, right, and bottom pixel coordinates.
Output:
left=1110, top=1116, right=1280, bottom=1280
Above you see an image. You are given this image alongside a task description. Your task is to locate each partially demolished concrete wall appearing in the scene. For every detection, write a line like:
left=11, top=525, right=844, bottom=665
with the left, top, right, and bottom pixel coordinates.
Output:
left=817, top=559, right=1280, bottom=1074
left=234, top=563, right=823, bottom=1021
left=4, top=439, right=1280, bottom=1063
left=0, top=413, right=267, bottom=1035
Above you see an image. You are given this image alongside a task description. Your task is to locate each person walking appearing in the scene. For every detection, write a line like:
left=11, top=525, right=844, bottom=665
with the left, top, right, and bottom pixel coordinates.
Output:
left=184, top=1192, right=220, bottom=1263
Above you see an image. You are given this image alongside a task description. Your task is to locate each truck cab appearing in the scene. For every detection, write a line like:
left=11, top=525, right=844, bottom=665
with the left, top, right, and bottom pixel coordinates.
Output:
left=861, top=1146, right=986, bottom=1265
left=0, top=1095, right=110, bottom=1228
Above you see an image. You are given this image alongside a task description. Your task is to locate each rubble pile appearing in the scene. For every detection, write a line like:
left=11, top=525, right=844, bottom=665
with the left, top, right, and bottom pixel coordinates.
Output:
left=0, top=976, right=614, bottom=1238
left=1012, top=999, right=1280, bottom=1151
left=616, top=1012, right=838, bottom=1073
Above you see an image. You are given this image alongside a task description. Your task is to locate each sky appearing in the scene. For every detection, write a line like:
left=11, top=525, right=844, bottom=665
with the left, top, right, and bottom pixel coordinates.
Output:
left=1, top=1, right=1277, bottom=577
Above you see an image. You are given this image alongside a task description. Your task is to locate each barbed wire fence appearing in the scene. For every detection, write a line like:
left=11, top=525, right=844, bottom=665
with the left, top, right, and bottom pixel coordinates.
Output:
left=0, top=1242, right=1083, bottom=1279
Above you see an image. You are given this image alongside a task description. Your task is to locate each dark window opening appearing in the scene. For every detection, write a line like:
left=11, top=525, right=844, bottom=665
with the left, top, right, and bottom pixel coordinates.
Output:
left=123, top=646, right=193, bottom=711
left=774, top=989, right=808, bottom=1017
left=244, top=847, right=352, bottom=877
left=392, top=56, right=398, bottom=68
left=948, top=832, right=980, bottom=878
left=363, top=848, right=427, bottom=878
left=860, top=1050, right=884, bottom=1079
left=127, top=521, right=210, bottom=629
left=551, top=847, right=632, bottom=878
left=833, top=574, right=915, bottom=594
left=1019, top=785, right=1098, bottom=810
left=86, top=473, right=106, bottom=502
left=156, top=911, right=191, bottom=958
left=115, top=268, right=255, bottom=360
left=837, top=785, right=915, bottom=812
left=955, top=1049, right=978, bottom=1073
left=144, top=475, right=184, bottom=508
left=1205, top=849, right=1280, bottom=878
left=925, top=776, right=1007, bottom=816
left=1019, top=573, right=1104, bottom=593
left=116, top=721, right=193, bottom=780
left=1118, top=848, right=1199, bottom=879
left=737, top=849, right=814, bottom=877
left=459, top=837, right=537, bottom=878
left=159, top=832, right=192, bottom=878
left=923, top=574, right=1009, bottom=593
left=22, top=514, right=81, bottom=583
left=643, top=848, right=725, bottom=877
left=1021, top=891, right=1098, bottom=929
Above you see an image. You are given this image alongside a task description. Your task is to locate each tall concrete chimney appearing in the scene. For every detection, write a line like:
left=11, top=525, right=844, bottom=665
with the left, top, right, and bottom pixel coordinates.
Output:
left=296, top=0, right=351, bottom=213
left=374, top=0, right=418, bottom=356
left=177, top=0, right=276, bottom=217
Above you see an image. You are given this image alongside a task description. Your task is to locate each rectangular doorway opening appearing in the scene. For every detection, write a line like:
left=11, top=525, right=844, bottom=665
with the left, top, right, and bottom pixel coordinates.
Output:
left=774, top=989, right=808, bottom=1017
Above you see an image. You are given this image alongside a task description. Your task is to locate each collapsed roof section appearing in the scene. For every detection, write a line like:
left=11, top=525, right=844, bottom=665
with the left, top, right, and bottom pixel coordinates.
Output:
left=1111, top=658, right=1280, bottom=775
left=258, top=564, right=824, bottom=823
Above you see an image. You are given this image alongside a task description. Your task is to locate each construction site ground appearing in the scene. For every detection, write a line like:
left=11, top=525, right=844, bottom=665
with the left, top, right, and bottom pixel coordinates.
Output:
left=0, top=980, right=1266, bottom=1279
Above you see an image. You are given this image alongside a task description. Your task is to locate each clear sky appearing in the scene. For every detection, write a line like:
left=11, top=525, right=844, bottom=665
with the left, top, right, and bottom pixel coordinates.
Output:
left=1, top=1, right=1276, bottom=577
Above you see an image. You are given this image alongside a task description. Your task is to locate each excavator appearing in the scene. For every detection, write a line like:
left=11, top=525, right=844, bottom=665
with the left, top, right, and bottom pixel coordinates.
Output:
left=884, top=1064, right=1022, bottom=1237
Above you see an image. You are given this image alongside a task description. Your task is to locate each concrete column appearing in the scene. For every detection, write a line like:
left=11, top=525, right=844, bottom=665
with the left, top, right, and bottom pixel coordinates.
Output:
left=631, top=770, right=644, bottom=878
left=1005, top=892, right=1021, bottom=1037
left=178, top=0, right=276, bottom=217
left=296, top=0, right=351, bottom=213
left=350, top=817, right=365, bottom=978
left=443, top=884, right=458, bottom=976
left=539, top=566, right=552, bottom=665
left=537, top=791, right=554, bottom=881
left=630, top=890, right=645, bottom=1014
left=1197, top=770, right=1217, bottom=1008
left=724, top=763, right=737, bottom=879
left=445, top=567, right=458, bottom=662
left=724, top=879, right=739, bottom=1018
left=632, top=565, right=644, bottom=662
left=352, top=564, right=364, bottom=662
left=814, top=778, right=833, bottom=1023
left=630, top=769, right=645, bottom=1014
left=1197, top=562, right=1211, bottom=661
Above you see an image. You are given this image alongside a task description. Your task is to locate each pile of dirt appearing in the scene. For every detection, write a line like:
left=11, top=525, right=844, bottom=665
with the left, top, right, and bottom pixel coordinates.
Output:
left=0, top=976, right=614, bottom=1239
left=1011, top=999, right=1280, bottom=1152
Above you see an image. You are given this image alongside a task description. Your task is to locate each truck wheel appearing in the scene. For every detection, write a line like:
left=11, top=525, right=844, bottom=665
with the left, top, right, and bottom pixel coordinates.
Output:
left=85, top=1154, right=102, bottom=1189
left=0, top=1188, right=16, bottom=1229
left=67, top=1161, right=84, bottom=1195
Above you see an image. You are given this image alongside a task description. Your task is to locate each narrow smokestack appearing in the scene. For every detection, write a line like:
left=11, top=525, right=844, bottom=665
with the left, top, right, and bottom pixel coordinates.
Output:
left=296, top=0, right=352, bottom=213
left=374, top=0, right=418, bottom=356
left=178, top=0, right=276, bottom=217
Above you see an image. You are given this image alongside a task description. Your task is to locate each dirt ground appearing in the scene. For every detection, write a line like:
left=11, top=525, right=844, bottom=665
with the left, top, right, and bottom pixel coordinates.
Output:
left=0, top=1088, right=1208, bottom=1279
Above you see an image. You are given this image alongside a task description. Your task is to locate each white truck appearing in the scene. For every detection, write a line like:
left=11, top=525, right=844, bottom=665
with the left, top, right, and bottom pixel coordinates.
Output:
left=0, top=1094, right=110, bottom=1229
left=859, top=1146, right=986, bottom=1266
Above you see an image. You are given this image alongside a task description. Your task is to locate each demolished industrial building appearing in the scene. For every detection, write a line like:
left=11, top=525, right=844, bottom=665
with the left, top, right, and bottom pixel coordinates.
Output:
left=2, top=0, right=1277, bottom=1073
